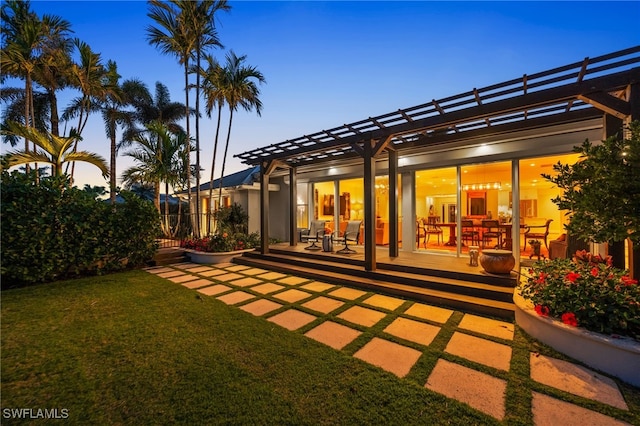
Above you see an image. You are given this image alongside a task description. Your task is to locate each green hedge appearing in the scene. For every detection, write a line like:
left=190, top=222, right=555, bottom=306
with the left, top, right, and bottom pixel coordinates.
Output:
left=1, top=173, right=160, bottom=287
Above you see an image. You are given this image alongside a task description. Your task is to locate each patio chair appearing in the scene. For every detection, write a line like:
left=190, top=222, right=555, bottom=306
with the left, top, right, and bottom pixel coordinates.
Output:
left=300, top=220, right=327, bottom=250
left=334, top=220, right=362, bottom=254
left=524, top=219, right=553, bottom=252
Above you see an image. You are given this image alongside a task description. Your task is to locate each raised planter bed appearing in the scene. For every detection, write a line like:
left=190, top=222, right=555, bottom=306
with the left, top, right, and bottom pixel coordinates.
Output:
left=513, top=290, right=640, bottom=387
left=185, top=248, right=255, bottom=264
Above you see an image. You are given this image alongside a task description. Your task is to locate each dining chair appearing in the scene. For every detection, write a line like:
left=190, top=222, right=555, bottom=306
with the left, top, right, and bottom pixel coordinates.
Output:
left=481, top=219, right=502, bottom=248
left=461, top=219, right=479, bottom=246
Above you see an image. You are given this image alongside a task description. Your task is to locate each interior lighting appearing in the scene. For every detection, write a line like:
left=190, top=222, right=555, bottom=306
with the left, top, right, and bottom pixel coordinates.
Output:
left=462, top=181, right=502, bottom=191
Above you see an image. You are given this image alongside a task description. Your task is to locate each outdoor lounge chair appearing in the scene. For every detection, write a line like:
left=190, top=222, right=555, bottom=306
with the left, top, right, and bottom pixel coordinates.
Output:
left=334, top=220, right=362, bottom=254
left=300, top=220, right=327, bottom=250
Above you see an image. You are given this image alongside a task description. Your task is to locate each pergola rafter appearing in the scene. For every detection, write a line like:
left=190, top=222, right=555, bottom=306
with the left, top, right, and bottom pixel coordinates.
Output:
left=236, top=46, right=640, bottom=169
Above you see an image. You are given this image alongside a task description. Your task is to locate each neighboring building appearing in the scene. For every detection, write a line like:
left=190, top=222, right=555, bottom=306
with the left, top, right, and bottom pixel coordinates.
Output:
left=179, top=165, right=278, bottom=235
left=228, top=47, right=639, bottom=272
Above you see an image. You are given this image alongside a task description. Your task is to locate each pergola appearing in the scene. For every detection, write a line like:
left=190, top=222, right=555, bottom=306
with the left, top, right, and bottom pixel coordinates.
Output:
left=235, top=46, right=640, bottom=271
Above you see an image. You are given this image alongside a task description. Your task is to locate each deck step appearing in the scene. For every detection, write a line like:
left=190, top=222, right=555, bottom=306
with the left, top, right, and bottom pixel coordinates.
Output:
left=235, top=252, right=515, bottom=319
left=152, top=248, right=188, bottom=266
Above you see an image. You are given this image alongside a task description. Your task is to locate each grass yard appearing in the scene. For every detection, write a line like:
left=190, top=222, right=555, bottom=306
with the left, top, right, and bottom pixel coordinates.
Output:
left=2, top=269, right=639, bottom=425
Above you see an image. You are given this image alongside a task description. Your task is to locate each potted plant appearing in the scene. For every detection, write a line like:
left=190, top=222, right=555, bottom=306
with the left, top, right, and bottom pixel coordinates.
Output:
left=528, top=239, right=542, bottom=259
left=515, top=250, right=640, bottom=386
left=179, top=204, right=260, bottom=264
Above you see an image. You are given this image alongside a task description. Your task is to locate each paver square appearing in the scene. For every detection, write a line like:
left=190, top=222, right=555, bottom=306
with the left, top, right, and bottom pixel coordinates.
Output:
left=354, top=337, right=421, bottom=378
left=182, top=279, right=212, bottom=289
left=305, top=321, right=361, bottom=350
left=158, top=270, right=185, bottom=278
left=213, top=273, right=244, bottom=282
left=338, top=306, right=386, bottom=327
left=384, top=317, right=440, bottom=347
left=530, top=354, right=628, bottom=410
left=241, top=268, right=268, bottom=276
left=199, top=269, right=228, bottom=277
left=532, top=391, right=629, bottom=426
left=277, top=276, right=309, bottom=285
left=172, top=263, right=197, bottom=269
left=216, top=291, right=254, bottom=305
left=185, top=266, right=213, bottom=273
left=273, top=289, right=312, bottom=303
left=257, top=271, right=287, bottom=280
left=240, top=299, right=282, bottom=316
left=328, top=287, right=367, bottom=300
left=458, top=314, right=514, bottom=340
left=426, top=359, right=506, bottom=420
left=445, top=332, right=512, bottom=371
left=301, top=281, right=335, bottom=292
left=197, top=284, right=232, bottom=296
left=251, top=283, right=285, bottom=294
left=168, top=274, right=198, bottom=283
left=302, top=296, right=344, bottom=314
left=225, top=265, right=250, bottom=272
left=403, top=303, right=453, bottom=324
left=146, top=267, right=173, bottom=274
left=268, top=309, right=316, bottom=331
left=230, top=277, right=263, bottom=287
left=363, top=294, right=405, bottom=311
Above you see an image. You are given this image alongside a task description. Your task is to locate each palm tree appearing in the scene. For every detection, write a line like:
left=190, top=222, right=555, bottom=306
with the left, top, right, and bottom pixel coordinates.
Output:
left=147, top=0, right=230, bottom=237
left=96, top=60, right=146, bottom=204
left=121, top=122, right=185, bottom=214
left=1, top=0, right=72, bottom=170
left=217, top=51, right=265, bottom=205
left=147, top=0, right=196, bottom=231
left=120, top=81, right=189, bottom=149
left=0, top=121, right=109, bottom=178
left=61, top=39, right=109, bottom=179
left=183, top=0, right=229, bottom=235
left=199, top=53, right=226, bottom=219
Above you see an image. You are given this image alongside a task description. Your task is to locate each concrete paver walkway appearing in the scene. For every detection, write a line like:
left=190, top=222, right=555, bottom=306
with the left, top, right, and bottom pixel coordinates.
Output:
left=145, top=262, right=635, bottom=424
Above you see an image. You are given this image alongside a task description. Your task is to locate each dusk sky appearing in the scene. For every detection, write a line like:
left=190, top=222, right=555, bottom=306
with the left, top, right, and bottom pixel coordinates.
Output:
left=6, top=1, right=640, bottom=190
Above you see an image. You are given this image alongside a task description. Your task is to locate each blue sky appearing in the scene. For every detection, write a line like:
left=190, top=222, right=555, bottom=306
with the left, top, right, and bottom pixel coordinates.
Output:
left=8, top=1, right=640, bottom=190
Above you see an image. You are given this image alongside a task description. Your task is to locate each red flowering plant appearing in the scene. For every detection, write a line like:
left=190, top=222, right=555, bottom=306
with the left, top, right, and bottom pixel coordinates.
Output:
left=519, top=252, right=640, bottom=340
left=180, top=231, right=260, bottom=253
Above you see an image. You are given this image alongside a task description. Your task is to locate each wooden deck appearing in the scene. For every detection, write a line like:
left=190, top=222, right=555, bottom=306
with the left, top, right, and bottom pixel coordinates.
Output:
left=236, top=242, right=519, bottom=319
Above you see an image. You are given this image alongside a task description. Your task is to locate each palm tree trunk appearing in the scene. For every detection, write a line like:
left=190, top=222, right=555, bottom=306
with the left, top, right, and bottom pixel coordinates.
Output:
left=110, top=126, right=117, bottom=204
left=208, top=104, right=223, bottom=234
left=154, top=181, right=161, bottom=214
left=218, top=108, right=234, bottom=206
left=195, top=47, right=201, bottom=239
left=183, top=61, right=194, bottom=237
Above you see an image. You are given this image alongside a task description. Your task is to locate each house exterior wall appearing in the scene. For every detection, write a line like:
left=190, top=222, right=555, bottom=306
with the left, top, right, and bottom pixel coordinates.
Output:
left=267, top=118, right=603, bottom=245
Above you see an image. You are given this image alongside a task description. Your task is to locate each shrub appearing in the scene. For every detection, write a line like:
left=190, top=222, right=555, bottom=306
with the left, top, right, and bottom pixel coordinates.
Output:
left=180, top=231, right=260, bottom=253
left=1, top=172, right=160, bottom=286
left=519, top=251, right=640, bottom=340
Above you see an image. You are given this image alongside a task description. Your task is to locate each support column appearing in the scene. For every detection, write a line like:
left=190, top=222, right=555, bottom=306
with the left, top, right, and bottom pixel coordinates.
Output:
left=603, top=114, right=626, bottom=269
left=260, top=162, right=270, bottom=254
left=388, top=149, right=399, bottom=258
left=289, top=167, right=297, bottom=246
left=363, top=140, right=377, bottom=271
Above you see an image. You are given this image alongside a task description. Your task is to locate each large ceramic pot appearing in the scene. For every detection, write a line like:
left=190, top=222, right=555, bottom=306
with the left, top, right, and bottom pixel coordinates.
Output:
left=513, top=290, right=640, bottom=387
left=185, top=248, right=254, bottom=264
left=479, top=249, right=515, bottom=274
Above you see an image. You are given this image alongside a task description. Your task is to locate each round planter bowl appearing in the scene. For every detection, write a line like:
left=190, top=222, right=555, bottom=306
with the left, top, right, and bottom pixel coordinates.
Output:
left=185, top=248, right=254, bottom=264
left=479, top=249, right=515, bottom=274
left=513, top=290, right=640, bottom=387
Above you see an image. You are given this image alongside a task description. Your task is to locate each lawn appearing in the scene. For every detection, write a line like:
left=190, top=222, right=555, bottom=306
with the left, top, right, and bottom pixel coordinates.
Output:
left=2, top=269, right=639, bottom=425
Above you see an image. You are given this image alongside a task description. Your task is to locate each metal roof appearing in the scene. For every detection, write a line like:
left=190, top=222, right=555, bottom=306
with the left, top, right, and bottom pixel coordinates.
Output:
left=235, top=46, right=640, bottom=168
